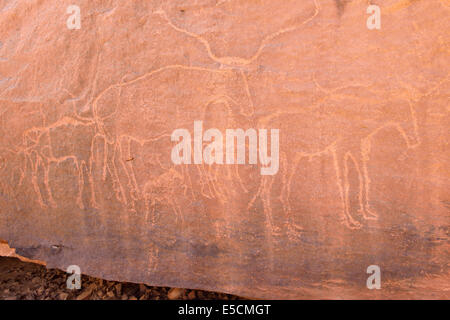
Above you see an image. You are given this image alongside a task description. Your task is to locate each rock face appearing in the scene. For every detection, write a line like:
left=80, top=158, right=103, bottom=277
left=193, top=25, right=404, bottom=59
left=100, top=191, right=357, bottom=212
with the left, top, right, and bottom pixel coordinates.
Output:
left=0, top=240, right=44, bottom=264
left=0, top=241, right=14, bottom=258
left=0, top=0, right=448, bottom=299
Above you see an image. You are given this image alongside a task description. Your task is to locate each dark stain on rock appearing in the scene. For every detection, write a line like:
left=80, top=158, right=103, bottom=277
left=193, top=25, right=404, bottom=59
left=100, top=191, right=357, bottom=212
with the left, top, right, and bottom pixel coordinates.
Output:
left=15, top=245, right=41, bottom=258
left=335, top=0, right=348, bottom=16
left=441, top=200, right=450, bottom=211
left=191, top=242, right=221, bottom=258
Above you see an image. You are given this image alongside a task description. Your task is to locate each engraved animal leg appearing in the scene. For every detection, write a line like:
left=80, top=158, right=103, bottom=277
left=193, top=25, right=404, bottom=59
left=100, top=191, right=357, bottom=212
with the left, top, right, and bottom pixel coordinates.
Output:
left=42, top=158, right=57, bottom=208
left=170, top=198, right=183, bottom=227
left=331, top=147, right=362, bottom=229
left=73, top=159, right=85, bottom=209
left=261, top=175, right=276, bottom=235
left=143, top=180, right=156, bottom=225
left=248, top=173, right=277, bottom=236
left=101, top=136, right=109, bottom=181
left=145, top=195, right=158, bottom=226
left=124, top=137, right=140, bottom=202
left=29, top=152, right=46, bottom=208
left=88, top=136, right=100, bottom=209
left=110, top=142, right=128, bottom=205
left=280, top=152, right=304, bottom=239
left=360, top=139, right=378, bottom=220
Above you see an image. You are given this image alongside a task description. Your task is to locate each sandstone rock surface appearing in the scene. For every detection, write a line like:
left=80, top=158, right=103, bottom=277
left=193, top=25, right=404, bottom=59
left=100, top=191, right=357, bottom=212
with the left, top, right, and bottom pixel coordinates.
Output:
left=0, top=0, right=449, bottom=299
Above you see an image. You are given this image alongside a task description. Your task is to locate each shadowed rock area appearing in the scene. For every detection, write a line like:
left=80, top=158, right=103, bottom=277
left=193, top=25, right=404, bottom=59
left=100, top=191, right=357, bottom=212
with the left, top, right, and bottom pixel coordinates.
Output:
left=0, top=256, right=241, bottom=300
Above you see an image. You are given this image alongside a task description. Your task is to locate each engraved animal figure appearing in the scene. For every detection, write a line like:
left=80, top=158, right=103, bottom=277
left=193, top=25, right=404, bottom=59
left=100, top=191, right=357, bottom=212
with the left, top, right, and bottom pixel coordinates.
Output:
left=20, top=117, right=98, bottom=209
left=142, top=167, right=184, bottom=226
left=0, top=148, right=21, bottom=205
left=93, top=66, right=254, bottom=220
left=251, top=86, right=420, bottom=235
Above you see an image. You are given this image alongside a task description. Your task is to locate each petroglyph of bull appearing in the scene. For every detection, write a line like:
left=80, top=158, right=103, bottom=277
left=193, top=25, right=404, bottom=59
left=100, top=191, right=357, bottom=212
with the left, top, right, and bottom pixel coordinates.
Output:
left=250, top=85, right=421, bottom=235
left=92, top=65, right=254, bottom=221
left=20, top=117, right=98, bottom=209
